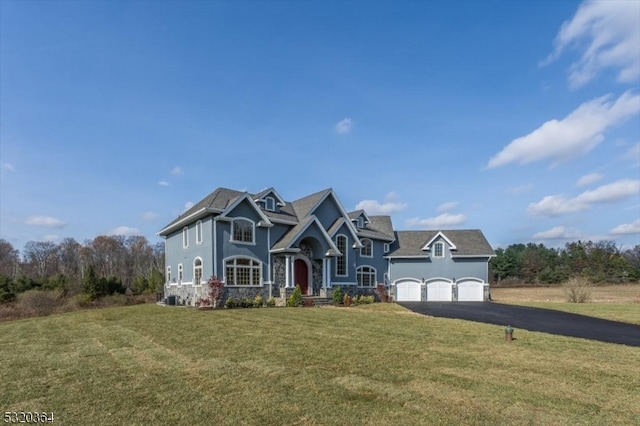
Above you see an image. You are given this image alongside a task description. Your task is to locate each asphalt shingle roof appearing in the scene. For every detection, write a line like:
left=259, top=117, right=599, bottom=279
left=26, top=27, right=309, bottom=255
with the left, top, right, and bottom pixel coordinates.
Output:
left=387, top=230, right=494, bottom=257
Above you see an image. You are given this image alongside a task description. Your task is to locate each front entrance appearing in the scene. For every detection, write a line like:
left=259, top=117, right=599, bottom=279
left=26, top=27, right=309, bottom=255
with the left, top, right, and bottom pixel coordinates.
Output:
left=294, top=259, right=309, bottom=295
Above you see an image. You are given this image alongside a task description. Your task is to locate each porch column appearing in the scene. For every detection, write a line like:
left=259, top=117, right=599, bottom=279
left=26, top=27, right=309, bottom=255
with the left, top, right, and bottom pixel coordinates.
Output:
left=327, top=258, right=332, bottom=288
left=285, top=255, right=291, bottom=288
left=322, top=258, right=327, bottom=289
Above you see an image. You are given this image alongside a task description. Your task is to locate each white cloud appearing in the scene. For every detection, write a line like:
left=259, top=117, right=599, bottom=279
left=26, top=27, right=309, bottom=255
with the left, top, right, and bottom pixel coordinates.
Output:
left=1, top=163, right=15, bottom=172
left=158, top=181, right=170, bottom=186
left=542, top=0, right=640, bottom=88
left=622, top=142, right=640, bottom=162
left=24, top=215, right=66, bottom=228
left=507, top=184, right=534, bottom=195
left=576, top=173, right=603, bottom=186
left=610, top=219, right=640, bottom=235
left=107, top=226, right=142, bottom=236
left=487, top=91, right=640, bottom=168
left=141, top=211, right=159, bottom=222
left=405, top=213, right=467, bottom=228
left=437, top=201, right=458, bottom=213
left=532, top=226, right=582, bottom=240
left=355, top=192, right=407, bottom=215
left=170, top=166, right=183, bottom=176
left=335, top=118, right=353, bottom=135
left=528, top=178, right=640, bottom=216
left=41, top=234, right=61, bottom=242
left=184, top=201, right=195, bottom=212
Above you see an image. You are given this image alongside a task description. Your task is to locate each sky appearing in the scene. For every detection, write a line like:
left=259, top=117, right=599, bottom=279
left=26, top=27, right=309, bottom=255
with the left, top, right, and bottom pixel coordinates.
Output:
left=1, top=0, right=639, bottom=253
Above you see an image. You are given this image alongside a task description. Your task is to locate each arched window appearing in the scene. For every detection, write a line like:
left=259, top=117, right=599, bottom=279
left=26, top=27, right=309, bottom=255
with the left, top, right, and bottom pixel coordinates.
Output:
left=194, top=258, right=203, bottom=285
left=167, top=266, right=172, bottom=284
left=196, top=220, right=203, bottom=244
left=232, top=218, right=254, bottom=243
left=360, top=238, right=372, bottom=257
left=357, top=266, right=376, bottom=287
left=178, top=264, right=183, bottom=283
left=335, top=235, right=347, bottom=276
left=225, top=257, right=262, bottom=286
left=182, top=227, right=189, bottom=248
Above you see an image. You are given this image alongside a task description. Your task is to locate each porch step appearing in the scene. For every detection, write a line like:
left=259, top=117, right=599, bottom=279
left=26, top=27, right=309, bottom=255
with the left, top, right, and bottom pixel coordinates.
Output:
left=302, top=296, right=333, bottom=306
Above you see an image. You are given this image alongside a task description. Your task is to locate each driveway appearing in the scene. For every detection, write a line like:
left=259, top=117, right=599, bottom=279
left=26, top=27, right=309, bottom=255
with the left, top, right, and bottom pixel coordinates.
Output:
left=398, top=302, right=640, bottom=347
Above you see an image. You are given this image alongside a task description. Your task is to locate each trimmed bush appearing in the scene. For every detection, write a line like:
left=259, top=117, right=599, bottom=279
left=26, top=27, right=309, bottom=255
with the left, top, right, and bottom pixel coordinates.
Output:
left=225, top=297, right=238, bottom=309
left=287, top=285, right=303, bottom=307
left=253, top=295, right=263, bottom=308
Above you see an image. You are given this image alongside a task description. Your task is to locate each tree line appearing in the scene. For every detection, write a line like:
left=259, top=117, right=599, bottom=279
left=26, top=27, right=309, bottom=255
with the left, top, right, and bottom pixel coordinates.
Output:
left=490, top=240, right=640, bottom=285
left=0, top=235, right=164, bottom=303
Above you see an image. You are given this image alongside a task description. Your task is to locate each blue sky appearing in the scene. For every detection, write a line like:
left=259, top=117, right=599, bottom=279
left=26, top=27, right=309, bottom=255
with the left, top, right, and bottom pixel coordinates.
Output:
left=1, top=0, right=639, bottom=252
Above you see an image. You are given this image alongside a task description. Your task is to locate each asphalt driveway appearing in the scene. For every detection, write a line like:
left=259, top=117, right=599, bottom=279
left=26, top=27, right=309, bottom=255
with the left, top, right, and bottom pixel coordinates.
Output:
left=398, top=302, right=640, bottom=347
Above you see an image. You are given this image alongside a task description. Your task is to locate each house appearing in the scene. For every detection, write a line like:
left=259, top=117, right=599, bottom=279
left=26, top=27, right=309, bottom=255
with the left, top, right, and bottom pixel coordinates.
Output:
left=157, top=187, right=494, bottom=305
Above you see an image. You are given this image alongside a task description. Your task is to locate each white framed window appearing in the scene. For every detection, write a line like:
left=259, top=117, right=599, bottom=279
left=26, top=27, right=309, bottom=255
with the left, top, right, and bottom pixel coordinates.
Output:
left=360, top=238, right=372, bottom=257
left=335, top=235, right=347, bottom=276
left=356, top=266, right=376, bottom=287
left=265, top=197, right=275, bottom=211
left=193, top=258, right=203, bottom=285
left=178, top=264, right=183, bottom=283
left=225, top=257, right=262, bottom=286
left=231, top=218, right=255, bottom=244
left=384, top=243, right=390, bottom=253
left=356, top=217, right=364, bottom=228
left=433, top=242, right=444, bottom=258
left=167, top=266, right=172, bottom=284
left=196, top=220, right=203, bottom=244
left=182, top=227, right=189, bottom=248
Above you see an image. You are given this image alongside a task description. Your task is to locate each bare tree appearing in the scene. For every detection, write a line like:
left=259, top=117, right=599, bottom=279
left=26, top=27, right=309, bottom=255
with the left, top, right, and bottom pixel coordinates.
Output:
left=23, top=241, right=59, bottom=279
left=0, top=239, right=19, bottom=278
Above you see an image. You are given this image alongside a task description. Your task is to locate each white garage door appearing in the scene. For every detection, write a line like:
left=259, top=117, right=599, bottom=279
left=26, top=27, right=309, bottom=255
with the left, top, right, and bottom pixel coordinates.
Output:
left=426, top=281, right=453, bottom=301
left=396, top=281, right=422, bottom=301
left=457, top=281, right=485, bottom=301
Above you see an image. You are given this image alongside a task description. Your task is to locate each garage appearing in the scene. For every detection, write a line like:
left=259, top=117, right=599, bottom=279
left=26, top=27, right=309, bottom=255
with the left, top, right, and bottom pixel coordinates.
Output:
left=457, top=280, right=485, bottom=301
left=395, top=280, right=422, bottom=301
left=426, top=280, right=453, bottom=301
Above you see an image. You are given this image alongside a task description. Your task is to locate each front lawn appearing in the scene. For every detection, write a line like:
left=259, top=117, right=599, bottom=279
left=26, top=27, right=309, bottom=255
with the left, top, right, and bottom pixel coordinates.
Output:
left=1, top=304, right=639, bottom=425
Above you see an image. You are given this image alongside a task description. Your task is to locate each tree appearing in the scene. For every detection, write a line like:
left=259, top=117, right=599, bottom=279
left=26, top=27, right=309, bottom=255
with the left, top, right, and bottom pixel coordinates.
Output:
left=83, top=265, right=99, bottom=300
left=23, top=241, right=59, bottom=279
left=0, top=239, right=19, bottom=279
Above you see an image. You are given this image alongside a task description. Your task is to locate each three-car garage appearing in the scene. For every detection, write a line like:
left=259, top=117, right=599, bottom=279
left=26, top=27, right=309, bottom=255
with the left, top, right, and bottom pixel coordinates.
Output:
left=394, top=278, right=487, bottom=302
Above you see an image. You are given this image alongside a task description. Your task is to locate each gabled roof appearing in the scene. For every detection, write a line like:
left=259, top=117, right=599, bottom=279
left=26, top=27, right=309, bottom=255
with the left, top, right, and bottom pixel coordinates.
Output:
left=270, top=216, right=340, bottom=255
left=352, top=215, right=395, bottom=242
left=158, top=187, right=244, bottom=236
left=348, top=209, right=371, bottom=225
left=219, top=192, right=273, bottom=226
left=387, top=230, right=494, bottom=258
left=253, top=187, right=286, bottom=206
left=422, top=231, right=456, bottom=251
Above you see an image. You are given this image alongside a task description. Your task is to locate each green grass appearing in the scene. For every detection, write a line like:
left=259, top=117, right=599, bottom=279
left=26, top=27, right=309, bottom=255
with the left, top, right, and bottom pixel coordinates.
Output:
left=2, top=304, right=639, bottom=425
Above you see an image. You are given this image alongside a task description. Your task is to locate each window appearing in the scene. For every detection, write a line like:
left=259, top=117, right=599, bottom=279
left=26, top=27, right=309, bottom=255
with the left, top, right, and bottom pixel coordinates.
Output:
left=357, top=266, right=376, bottom=287
left=194, top=258, right=203, bottom=285
left=384, top=243, right=390, bottom=253
left=360, top=238, right=372, bottom=257
left=225, top=257, right=262, bottom=286
left=196, top=220, right=203, bottom=244
left=356, top=217, right=364, bottom=228
left=182, top=227, right=189, bottom=248
left=433, top=242, right=444, bottom=258
left=178, top=264, right=183, bottom=283
left=336, top=235, right=347, bottom=276
left=167, top=266, right=172, bottom=283
left=265, top=197, right=275, bottom=211
left=232, top=218, right=254, bottom=243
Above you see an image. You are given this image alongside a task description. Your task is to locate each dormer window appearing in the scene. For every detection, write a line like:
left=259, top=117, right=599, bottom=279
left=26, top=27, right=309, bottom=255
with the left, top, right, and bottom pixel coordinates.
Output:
left=433, top=242, right=444, bottom=258
left=356, top=217, right=364, bottom=228
left=265, top=197, right=275, bottom=211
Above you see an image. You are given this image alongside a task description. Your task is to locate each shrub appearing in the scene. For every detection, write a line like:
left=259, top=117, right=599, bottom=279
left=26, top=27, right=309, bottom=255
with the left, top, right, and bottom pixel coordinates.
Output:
left=253, top=295, right=263, bottom=308
left=360, top=295, right=374, bottom=304
left=70, top=293, right=93, bottom=308
left=240, top=297, right=253, bottom=308
left=563, top=277, right=593, bottom=303
left=287, top=285, right=303, bottom=307
left=343, top=294, right=352, bottom=307
left=332, top=286, right=342, bottom=305
left=17, top=289, right=64, bottom=317
left=225, top=297, right=238, bottom=309
left=375, top=284, right=391, bottom=303
left=266, top=296, right=276, bottom=307
left=97, top=294, right=131, bottom=307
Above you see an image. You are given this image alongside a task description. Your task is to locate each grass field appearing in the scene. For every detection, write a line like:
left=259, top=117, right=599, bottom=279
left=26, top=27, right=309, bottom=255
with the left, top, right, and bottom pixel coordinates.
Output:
left=491, top=284, right=640, bottom=324
left=2, top=303, right=639, bottom=425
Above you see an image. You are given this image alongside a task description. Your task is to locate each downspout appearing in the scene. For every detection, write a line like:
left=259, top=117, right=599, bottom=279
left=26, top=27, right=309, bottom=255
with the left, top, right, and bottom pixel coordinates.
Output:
left=213, top=217, right=218, bottom=278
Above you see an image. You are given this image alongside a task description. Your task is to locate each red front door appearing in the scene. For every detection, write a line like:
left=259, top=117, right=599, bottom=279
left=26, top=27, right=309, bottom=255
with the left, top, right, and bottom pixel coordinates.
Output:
left=294, top=259, right=308, bottom=295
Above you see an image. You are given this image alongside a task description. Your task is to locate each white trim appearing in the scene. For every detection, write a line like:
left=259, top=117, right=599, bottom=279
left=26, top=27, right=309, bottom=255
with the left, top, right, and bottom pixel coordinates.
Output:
left=270, top=216, right=340, bottom=254
left=157, top=207, right=213, bottom=236
left=421, top=231, right=457, bottom=251
left=166, top=266, right=172, bottom=285
left=293, top=254, right=313, bottom=295
left=220, top=192, right=273, bottom=226
left=265, top=197, right=275, bottom=211
left=195, top=220, right=203, bottom=244
left=182, top=226, right=189, bottom=248
left=223, top=255, right=263, bottom=286
left=327, top=217, right=363, bottom=248
left=213, top=218, right=218, bottom=277
left=177, top=263, right=184, bottom=284
left=356, top=265, right=376, bottom=287
left=360, top=238, right=373, bottom=258
left=193, top=257, right=203, bottom=286
left=307, top=190, right=362, bottom=248
left=231, top=217, right=256, bottom=245
left=335, top=234, right=348, bottom=277
left=432, top=241, right=445, bottom=258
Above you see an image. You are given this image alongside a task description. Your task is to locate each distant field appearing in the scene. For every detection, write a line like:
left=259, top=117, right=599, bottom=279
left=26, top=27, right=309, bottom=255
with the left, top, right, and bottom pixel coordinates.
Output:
left=491, top=284, right=640, bottom=324
left=2, top=303, right=639, bottom=425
